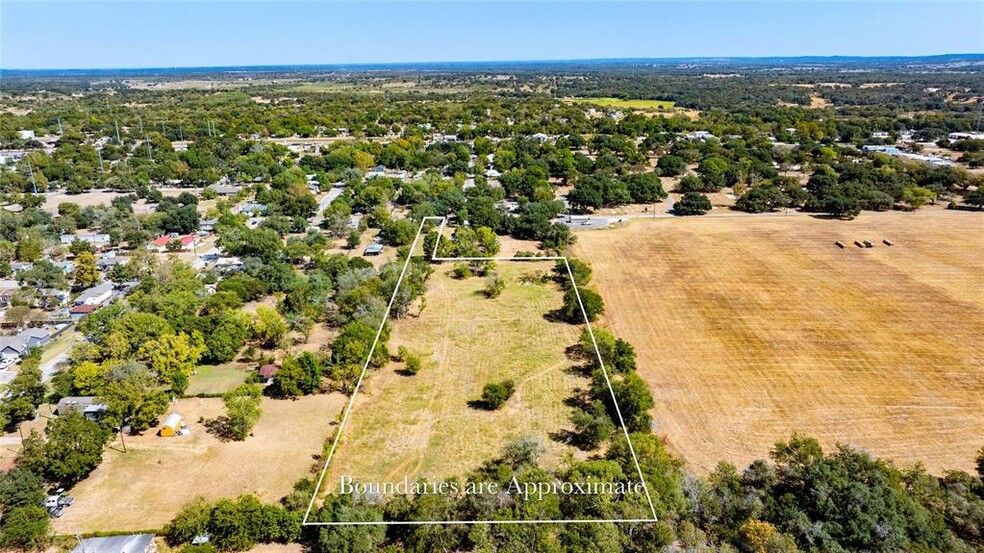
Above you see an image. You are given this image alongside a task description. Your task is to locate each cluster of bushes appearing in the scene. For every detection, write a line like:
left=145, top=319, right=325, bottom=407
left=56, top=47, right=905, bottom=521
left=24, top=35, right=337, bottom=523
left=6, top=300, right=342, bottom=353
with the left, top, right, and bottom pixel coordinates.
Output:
left=165, top=495, right=300, bottom=551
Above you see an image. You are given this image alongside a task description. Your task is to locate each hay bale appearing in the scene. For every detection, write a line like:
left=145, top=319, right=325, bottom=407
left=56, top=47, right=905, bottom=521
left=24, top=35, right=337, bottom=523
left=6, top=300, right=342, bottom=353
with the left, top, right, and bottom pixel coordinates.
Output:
left=835, top=241, right=846, bottom=249
left=883, top=239, right=894, bottom=246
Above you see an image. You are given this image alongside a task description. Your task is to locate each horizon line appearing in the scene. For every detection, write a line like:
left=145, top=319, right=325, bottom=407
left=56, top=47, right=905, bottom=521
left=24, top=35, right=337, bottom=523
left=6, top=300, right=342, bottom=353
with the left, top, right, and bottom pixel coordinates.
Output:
left=3, top=52, right=983, bottom=73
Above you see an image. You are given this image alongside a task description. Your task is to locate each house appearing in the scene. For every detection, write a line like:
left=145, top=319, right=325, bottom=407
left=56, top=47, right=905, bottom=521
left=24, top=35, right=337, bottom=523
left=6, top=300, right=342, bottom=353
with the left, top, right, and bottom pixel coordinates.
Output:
left=366, top=165, right=386, bottom=178
left=947, top=131, right=984, bottom=141
left=19, top=327, right=50, bottom=349
left=531, top=133, right=549, bottom=143
left=235, top=201, right=267, bottom=215
left=159, top=413, right=187, bottom=437
left=69, top=304, right=101, bottom=319
left=257, top=364, right=280, bottom=383
left=207, top=183, right=241, bottom=196
left=72, top=534, right=157, bottom=553
left=17, top=130, right=35, bottom=140
left=60, top=233, right=111, bottom=248
left=0, top=151, right=27, bottom=165
left=55, top=396, right=107, bottom=420
left=74, top=281, right=114, bottom=306
left=685, top=131, right=715, bottom=141
left=0, top=328, right=52, bottom=360
left=152, top=234, right=200, bottom=252
left=364, top=243, right=383, bottom=256
left=199, top=219, right=218, bottom=233
left=485, top=169, right=502, bottom=179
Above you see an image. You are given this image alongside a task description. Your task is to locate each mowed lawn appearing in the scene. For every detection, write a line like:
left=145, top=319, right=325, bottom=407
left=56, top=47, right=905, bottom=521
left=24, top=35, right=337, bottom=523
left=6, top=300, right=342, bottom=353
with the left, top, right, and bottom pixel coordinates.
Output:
left=185, top=364, right=249, bottom=395
left=324, top=261, right=585, bottom=492
left=53, top=394, right=347, bottom=533
left=573, top=211, right=984, bottom=475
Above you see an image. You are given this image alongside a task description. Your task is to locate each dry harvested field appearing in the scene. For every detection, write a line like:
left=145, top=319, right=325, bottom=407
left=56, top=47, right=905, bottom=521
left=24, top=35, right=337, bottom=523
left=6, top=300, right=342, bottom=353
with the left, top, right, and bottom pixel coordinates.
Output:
left=573, top=211, right=984, bottom=475
left=53, top=394, right=346, bottom=533
left=323, top=261, right=585, bottom=494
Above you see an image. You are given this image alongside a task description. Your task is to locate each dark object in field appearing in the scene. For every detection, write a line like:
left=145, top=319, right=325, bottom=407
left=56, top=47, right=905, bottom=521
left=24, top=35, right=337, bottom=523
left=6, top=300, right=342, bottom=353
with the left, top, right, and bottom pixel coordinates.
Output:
left=854, top=240, right=865, bottom=248
left=863, top=240, right=874, bottom=248
left=835, top=241, right=845, bottom=249
left=883, top=239, right=894, bottom=246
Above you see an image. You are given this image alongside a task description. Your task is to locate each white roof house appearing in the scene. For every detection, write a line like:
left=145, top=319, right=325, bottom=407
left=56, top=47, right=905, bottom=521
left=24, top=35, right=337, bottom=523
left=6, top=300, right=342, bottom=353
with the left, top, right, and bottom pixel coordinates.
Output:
left=74, top=282, right=114, bottom=306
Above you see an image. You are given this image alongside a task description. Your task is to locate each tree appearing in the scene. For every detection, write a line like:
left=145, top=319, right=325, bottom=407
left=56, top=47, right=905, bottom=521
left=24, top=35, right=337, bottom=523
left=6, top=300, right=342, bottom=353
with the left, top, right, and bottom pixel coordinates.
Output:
left=205, top=312, right=251, bottom=363
left=625, top=172, right=667, bottom=203
left=15, top=231, right=43, bottom=262
left=561, top=286, right=604, bottom=323
left=223, top=384, right=262, bottom=440
left=0, top=468, right=45, bottom=511
left=595, top=371, right=654, bottom=433
left=252, top=306, right=288, bottom=349
left=346, top=229, right=362, bottom=250
left=571, top=400, right=615, bottom=449
left=100, top=366, right=170, bottom=433
left=0, top=506, right=50, bottom=550
left=657, top=155, right=687, bottom=176
left=674, top=192, right=712, bottom=216
left=137, top=332, right=206, bottom=395
left=481, top=379, right=515, bottom=409
left=901, top=186, right=936, bottom=210
left=17, top=412, right=110, bottom=486
left=72, top=251, right=100, bottom=289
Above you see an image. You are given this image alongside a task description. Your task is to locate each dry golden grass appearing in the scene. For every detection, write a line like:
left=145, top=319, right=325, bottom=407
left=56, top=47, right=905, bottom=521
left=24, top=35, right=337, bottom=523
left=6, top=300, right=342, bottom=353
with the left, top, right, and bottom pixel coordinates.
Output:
left=53, top=394, right=347, bottom=533
left=573, top=211, right=984, bottom=475
left=324, top=261, right=586, bottom=492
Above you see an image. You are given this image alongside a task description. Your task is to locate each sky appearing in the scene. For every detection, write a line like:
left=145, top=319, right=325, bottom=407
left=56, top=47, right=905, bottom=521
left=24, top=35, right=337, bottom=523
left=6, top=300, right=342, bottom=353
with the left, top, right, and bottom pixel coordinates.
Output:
left=1, top=1, right=983, bottom=69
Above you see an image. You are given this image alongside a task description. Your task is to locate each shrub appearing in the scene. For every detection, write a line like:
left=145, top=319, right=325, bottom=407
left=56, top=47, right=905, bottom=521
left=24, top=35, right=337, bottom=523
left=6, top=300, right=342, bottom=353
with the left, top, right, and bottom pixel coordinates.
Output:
left=481, top=380, right=515, bottom=409
left=484, top=274, right=505, bottom=298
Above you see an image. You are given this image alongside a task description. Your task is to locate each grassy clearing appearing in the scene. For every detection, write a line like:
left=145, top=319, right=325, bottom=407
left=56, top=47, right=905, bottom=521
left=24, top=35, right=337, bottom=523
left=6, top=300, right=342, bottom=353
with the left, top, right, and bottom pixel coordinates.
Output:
left=324, top=261, right=586, bottom=492
left=186, top=364, right=248, bottom=395
left=573, top=211, right=984, bottom=475
left=52, top=394, right=347, bottom=533
left=567, top=97, right=676, bottom=110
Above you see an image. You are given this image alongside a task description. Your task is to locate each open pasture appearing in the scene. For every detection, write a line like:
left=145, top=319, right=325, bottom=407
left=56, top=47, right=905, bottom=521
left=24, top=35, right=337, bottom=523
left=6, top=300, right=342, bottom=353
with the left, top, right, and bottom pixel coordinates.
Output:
left=323, top=261, right=587, bottom=492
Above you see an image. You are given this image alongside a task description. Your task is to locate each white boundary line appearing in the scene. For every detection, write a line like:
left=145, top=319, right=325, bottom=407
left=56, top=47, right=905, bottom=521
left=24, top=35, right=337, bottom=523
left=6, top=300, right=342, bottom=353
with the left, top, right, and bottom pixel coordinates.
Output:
left=302, top=216, right=658, bottom=526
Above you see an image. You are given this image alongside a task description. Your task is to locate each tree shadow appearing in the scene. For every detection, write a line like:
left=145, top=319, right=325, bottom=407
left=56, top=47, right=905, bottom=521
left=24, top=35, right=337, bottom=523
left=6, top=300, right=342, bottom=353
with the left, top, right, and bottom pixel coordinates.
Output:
left=203, top=416, right=238, bottom=442
left=467, top=399, right=496, bottom=411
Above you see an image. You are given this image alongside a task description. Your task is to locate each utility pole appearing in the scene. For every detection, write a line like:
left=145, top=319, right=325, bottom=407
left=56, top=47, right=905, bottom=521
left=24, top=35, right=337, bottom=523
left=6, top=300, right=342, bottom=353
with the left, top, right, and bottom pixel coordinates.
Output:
left=179, top=126, right=184, bottom=141
left=114, top=120, right=121, bottom=144
left=57, top=117, right=63, bottom=134
left=138, top=115, right=143, bottom=135
left=27, top=160, right=38, bottom=193
left=97, top=148, right=105, bottom=172
left=145, top=135, right=153, bottom=162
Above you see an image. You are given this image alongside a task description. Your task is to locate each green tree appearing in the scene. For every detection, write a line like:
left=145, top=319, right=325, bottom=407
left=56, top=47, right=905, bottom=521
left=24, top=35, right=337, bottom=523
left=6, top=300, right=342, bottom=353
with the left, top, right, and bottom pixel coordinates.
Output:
left=17, top=412, right=110, bottom=486
left=674, top=192, right=712, bottom=216
left=561, top=286, right=604, bottom=323
left=0, top=506, right=50, bottom=550
left=100, top=366, right=171, bottom=433
left=223, top=384, right=262, bottom=440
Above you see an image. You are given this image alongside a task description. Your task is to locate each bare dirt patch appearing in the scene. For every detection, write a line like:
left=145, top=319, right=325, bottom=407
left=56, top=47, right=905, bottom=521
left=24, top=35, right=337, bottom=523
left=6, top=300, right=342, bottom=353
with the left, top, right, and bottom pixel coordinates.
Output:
left=573, top=212, right=984, bottom=475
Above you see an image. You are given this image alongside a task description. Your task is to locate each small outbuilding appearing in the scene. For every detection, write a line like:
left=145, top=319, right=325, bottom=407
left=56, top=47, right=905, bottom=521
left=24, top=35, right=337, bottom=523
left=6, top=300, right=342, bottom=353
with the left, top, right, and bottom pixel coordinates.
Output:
left=257, top=364, right=280, bottom=383
left=364, top=243, right=383, bottom=256
left=159, top=413, right=186, bottom=437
